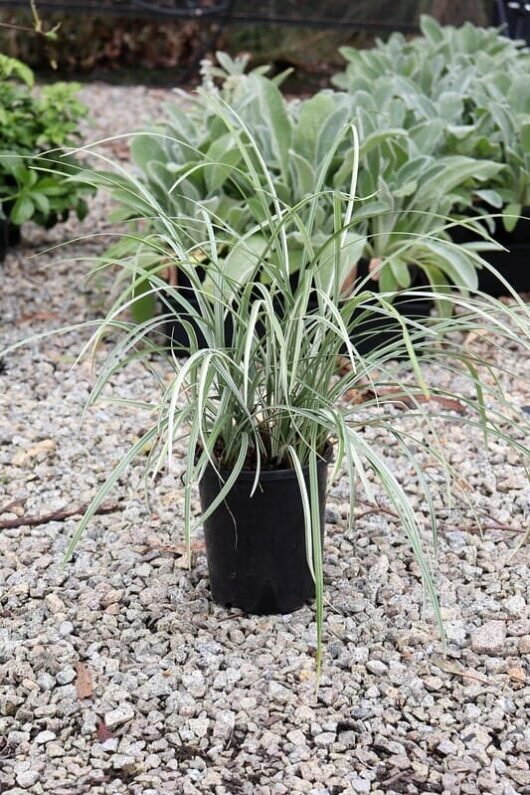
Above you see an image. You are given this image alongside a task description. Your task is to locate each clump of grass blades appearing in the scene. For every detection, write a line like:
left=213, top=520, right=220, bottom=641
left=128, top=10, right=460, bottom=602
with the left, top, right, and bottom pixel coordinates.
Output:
left=6, top=105, right=530, bottom=674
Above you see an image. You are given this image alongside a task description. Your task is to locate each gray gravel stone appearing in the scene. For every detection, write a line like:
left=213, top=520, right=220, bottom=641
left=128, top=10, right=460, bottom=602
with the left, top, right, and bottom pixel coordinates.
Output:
left=34, top=730, right=56, bottom=744
left=58, top=620, right=74, bottom=636
left=15, top=770, right=39, bottom=789
left=366, top=659, right=388, bottom=675
left=350, top=775, right=371, bottom=794
left=56, top=667, right=76, bottom=685
left=471, top=621, right=507, bottom=654
left=437, top=738, right=458, bottom=755
left=313, top=731, right=336, bottom=747
left=287, top=729, right=307, bottom=746
left=212, top=709, right=235, bottom=741
left=104, top=704, right=135, bottom=729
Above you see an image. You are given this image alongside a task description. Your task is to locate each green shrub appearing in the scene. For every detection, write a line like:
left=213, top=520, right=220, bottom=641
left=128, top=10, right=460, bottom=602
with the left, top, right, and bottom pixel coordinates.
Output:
left=0, top=54, right=93, bottom=228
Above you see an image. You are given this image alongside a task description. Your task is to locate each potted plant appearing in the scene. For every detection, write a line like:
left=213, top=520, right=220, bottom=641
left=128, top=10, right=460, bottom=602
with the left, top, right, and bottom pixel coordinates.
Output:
left=99, top=59, right=367, bottom=332
left=415, top=67, right=530, bottom=296
left=0, top=54, right=94, bottom=245
left=331, top=104, right=503, bottom=306
left=13, top=110, right=528, bottom=669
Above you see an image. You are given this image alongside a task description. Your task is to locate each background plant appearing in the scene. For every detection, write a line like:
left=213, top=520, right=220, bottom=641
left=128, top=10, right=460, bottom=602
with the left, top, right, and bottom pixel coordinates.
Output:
left=0, top=2, right=492, bottom=76
left=0, top=54, right=93, bottom=227
left=103, top=51, right=503, bottom=317
left=333, top=15, right=530, bottom=231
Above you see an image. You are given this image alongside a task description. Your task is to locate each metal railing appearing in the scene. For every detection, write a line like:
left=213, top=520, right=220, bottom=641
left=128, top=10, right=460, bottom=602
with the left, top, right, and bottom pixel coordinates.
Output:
left=1, top=2, right=524, bottom=41
left=0, top=0, right=235, bottom=19
left=0, top=0, right=426, bottom=31
left=130, top=0, right=232, bottom=18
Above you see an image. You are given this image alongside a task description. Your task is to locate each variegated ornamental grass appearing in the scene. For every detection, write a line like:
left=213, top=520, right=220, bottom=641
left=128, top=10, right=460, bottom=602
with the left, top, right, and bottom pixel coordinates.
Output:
left=16, top=94, right=525, bottom=671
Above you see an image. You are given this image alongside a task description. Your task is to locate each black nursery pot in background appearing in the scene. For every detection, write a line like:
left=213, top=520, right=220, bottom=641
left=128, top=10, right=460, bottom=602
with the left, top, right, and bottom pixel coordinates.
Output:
left=451, top=209, right=530, bottom=297
left=165, top=288, right=235, bottom=353
left=199, top=448, right=331, bottom=615
left=7, top=223, right=21, bottom=247
left=494, top=212, right=530, bottom=248
left=477, top=244, right=530, bottom=297
left=479, top=210, right=530, bottom=297
left=0, top=219, right=7, bottom=262
left=311, top=292, right=432, bottom=357
left=165, top=292, right=431, bottom=356
left=0, top=219, right=22, bottom=262
left=478, top=207, right=530, bottom=297
left=339, top=260, right=432, bottom=356
left=164, top=262, right=433, bottom=357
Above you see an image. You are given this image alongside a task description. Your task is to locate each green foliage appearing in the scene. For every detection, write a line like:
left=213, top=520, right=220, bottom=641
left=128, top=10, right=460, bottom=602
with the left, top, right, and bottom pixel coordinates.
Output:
left=0, top=54, right=93, bottom=227
left=105, top=52, right=504, bottom=313
left=333, top=16, right=530, bottom=229
left=0, top=52, right=33, bottom=85
left=0, top=11, right=209, bottom=75
left=37, top=83, right=89, bottom=148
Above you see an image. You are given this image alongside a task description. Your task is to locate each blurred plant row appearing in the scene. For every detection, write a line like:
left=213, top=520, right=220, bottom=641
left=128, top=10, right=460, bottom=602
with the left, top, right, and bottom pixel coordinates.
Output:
left=333, top=15, right=530, bottom=232
left=96, top=17, right=529, bottom=323
left=1, top=14, right=528, bottom=304
left=0, top=1, right=491, bottom=75
left=0, top=12, right=207, bottom=74
left=0, top=54, right=92, bottom=233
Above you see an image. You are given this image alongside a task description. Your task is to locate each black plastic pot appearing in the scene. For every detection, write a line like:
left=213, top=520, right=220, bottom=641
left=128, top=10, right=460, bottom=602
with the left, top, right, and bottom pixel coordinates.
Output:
left=165, top=290, right=235, bottom=353
left=165, top=295, right=431, bottom=357
left=477, top=245, right=530, bottom=297
left=7, top=223, right=21, bottom=247
left=357, top=296, right=432, bottom=356
left=451, top=209, right=530, bottom=296
left=199, top=448, right=331, bottom=615
left=165, top=285, right=432, bottom=357
left=0, top=219, right=22, bottom=262
left=0, top=219, right=7, bottom=262
left=307, top=293, right=432, bottom=357
left=481, top=210, right=530, bottom=296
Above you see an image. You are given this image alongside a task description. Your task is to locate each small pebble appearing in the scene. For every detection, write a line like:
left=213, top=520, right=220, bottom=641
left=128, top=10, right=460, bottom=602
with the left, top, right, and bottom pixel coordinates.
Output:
left=34, top=730, right=56, bottom=745
left=104, top=704, right=135, bottom=729
left=471, top=621, right=507, bottom=655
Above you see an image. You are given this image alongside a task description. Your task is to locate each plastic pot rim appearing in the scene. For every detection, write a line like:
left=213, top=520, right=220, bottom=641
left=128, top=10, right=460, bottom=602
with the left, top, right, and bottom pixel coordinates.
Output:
left=201, top=442, right=334, bottom=482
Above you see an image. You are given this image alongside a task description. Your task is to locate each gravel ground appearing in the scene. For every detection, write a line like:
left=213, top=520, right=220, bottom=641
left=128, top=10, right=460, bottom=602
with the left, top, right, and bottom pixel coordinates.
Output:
left=1, top=83, right=530, bottom=795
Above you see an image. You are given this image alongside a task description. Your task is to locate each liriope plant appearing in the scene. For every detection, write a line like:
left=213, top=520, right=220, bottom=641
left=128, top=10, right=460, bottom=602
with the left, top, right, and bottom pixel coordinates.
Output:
left=4, top=103, right=530, bottom=673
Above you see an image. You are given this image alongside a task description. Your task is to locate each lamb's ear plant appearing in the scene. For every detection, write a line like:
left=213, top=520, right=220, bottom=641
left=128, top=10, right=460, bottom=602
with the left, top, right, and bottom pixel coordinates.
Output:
left=95, top=72, right=369, bottom=318
left=5, top=111, right=530, bottom=673
left=469, top=72, right=530, bottom=231
left=333, top=15, right=529, bottom=94
left=335, top=114, right=504, bottom=299
left=332, top=16, right=530, bottom=236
